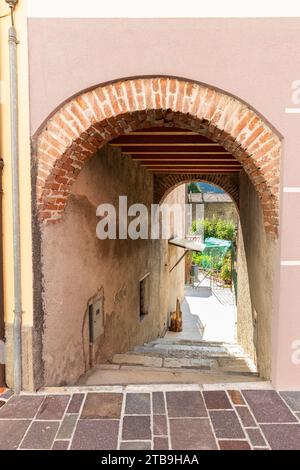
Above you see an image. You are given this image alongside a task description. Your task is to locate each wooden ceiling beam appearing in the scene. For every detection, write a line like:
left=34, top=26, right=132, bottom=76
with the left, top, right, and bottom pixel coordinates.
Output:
left=111, top=143, right=221, bottom=147
left=122, top=151, right=230, bottom=155
left=152, top=168, right=240, bottom=175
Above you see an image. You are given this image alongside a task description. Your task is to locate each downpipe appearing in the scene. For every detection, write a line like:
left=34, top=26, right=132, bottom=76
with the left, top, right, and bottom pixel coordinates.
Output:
left=6, top=1, right=22, bottom=394
left=0, top=159, right=5, bottom=387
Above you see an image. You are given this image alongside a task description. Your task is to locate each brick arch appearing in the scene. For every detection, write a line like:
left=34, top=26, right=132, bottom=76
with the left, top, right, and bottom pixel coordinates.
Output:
left=154, top=174, right=239, bottom=208
left=34, top=77, right=281, bottom=237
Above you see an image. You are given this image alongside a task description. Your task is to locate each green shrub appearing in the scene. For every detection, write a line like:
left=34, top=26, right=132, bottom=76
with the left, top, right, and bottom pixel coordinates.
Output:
left=191, top=217, right=236, bottom=242
left=221, top=257, right=232, bottom=284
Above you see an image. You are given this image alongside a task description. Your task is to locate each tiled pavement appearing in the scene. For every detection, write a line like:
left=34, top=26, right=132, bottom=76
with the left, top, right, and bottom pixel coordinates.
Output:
left=0, top=387, right=300, bottom=450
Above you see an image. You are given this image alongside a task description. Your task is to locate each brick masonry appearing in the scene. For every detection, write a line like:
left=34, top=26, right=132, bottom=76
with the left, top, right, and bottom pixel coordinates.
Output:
left=0, top=387, right=300, bottom=450
left=33, top=77, right=281, bottom=237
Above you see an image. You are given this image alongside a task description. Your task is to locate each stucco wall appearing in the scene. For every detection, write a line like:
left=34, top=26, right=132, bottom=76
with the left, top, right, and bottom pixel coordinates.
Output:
left=41, top=145, right=184, bottom=386
left=25, top=16, right=300, bottom=388
left=237, top=171, right=277, bottom=379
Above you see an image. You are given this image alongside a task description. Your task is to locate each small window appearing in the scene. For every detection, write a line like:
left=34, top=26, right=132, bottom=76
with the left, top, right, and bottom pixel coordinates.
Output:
left=139, top=273, right=150, bottom=321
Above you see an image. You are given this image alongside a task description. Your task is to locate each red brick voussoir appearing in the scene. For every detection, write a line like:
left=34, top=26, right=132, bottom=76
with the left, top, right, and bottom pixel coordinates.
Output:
left=34, top=77, right=281, bottom=237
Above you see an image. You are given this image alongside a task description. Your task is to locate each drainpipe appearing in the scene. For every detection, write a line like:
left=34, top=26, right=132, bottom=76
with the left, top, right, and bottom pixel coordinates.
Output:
left=6, top=0, right=22, bottom=394
left=0, top=159, right=5, bottom=387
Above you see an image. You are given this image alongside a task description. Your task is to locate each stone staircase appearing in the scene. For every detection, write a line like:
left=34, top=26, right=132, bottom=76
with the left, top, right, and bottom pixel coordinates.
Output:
left=78, top=337, right=260, bottom=386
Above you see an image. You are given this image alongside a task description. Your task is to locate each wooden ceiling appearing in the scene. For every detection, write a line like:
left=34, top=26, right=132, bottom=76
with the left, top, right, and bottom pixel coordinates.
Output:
left=110, top=127, right=242, bottom=174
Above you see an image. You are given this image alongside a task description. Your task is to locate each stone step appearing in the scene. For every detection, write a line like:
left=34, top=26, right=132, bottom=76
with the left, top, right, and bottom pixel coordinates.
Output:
left=112, top=354, right=163, bottom=368
left=147, top=338, right=242, bottom=349
left=133, top=346, right=247, bottom=359
left=111, top=353, right=256, bottom=376
left=78, top=363, right=260, bottom=386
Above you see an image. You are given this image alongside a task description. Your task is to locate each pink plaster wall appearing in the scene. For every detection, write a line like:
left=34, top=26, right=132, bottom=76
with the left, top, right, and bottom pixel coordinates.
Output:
left=27, top=18, right=300, bottom=389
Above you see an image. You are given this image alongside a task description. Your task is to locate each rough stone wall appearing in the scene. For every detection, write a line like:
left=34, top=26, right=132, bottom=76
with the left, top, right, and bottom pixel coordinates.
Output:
left=204, top=202, right=238, bottom=224
left=41, top=145, right=184, bottom=386
left=237, top=170, right=277, bottom=379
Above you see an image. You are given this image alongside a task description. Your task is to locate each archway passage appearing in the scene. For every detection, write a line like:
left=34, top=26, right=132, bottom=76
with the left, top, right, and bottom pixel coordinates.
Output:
left=34, top=77, right=281, bottom=238
left=32, top=77, right=282, bottom=388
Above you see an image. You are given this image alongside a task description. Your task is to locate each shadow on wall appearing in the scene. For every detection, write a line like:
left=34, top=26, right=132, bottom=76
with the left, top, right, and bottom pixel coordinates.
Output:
left=237, top=170, right=277, bottom=379
left=40, top=145, right=185, bottom=386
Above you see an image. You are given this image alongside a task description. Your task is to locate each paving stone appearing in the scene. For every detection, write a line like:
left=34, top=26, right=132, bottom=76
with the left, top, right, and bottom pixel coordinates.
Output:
left=122, top=416, right=151, bottom=440
left=203, top=391, right=232, bottom=409
left=280, top=391, right=300, bottom=412
left=0, top=390, right=13, bottom=400
left=166, top=391, right=207, bottom=417
left=120, top=441, right=151, bottom=450
left=57, top=414, right=77, bottom=439
left=260, top=424, right=300, bottom=450
left=0, top=420, right=30, bottom=450
left=227, top=390, right=245, bottom=405
left=218, top=440, right=251, bottom=450
left=242, top=390, right=297, bottom=423
left=81, top=393, right=123, bottom=419
left=154, top=437, right=169, bottom=450
left=52, top=440, right=69, bottom=450
left=236, top=406, right=256, bottom=427
left=296, top=413, right=300, bottom=421
left=67, top=393, right=84, bottom=413
left=246, top=428, right=266, bottom=447
left=125, top=393, right=150, bottom=414
left=153, top=414, right=167, bottom=435
left=0, top=395, right=44, bottom=419
left=210, top=410, right=245, bottom=439
left=71, top=419, right=119, bottom=450
left=20, top=421, right=59, bottom=449
left=152, top=392, right=165, bottom=414
left=36, top=395, right=70, bottom=420
left=170, top=418, right=217, bottom=450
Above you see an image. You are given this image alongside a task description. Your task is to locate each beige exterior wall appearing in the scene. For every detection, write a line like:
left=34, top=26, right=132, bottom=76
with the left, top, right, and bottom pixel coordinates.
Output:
left=1, top=3, right=299, bottom=389
left=0, top=0, right=34, bottom=388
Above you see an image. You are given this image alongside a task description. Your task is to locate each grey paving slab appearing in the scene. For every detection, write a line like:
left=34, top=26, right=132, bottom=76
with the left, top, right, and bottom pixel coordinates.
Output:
left=210, top=410, right=245, bottom=439
left=219, top=440, right=251, bottom=450
left=67, top=393, right=85, bottom=413
left=71, top=419, right=119, bottom=450
left=81, top=393, right=123, bottom=419
left=154, top=436, right=169, bottom=450
left=169, top=418, right=217, bottom=450
left=246, top=428, right=267, bottom=447
left=122, top=415, right=151, bottom=440
left=52, top=440, right=69, bottom=450
left=261, top=423, right=300, bottom=450
left=152, top=392, right=165, bottom=414
left=0, top=395, right=44, bottom=419
left=20, top=421, right=60, bottom=450
left=243, top=390, right=297, bottom=423
left=280, top=391, right=300, bottom=412
left=153, top=414, right=167, bottom=435
left=166, top=391, right=207, bottom=417
left=0, top=420, right=30, bottom=450
left=120, top=441, right=151, bottom=450
left=203, top=390, right=232, bottom=409
left=57, top=414, right=77, bottom=439
left=125, top=393, right=150, bottom=414
left=236, top=406, right=256, bottom=427
left=36, top=395, right=70, bottom=420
